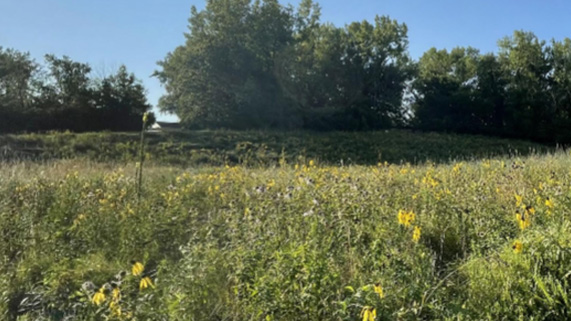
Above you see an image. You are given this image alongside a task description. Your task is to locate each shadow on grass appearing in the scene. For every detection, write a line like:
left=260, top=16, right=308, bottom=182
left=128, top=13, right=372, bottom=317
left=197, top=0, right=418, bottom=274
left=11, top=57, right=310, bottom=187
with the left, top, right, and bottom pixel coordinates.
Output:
left=0, top=129, right=555, bottom=166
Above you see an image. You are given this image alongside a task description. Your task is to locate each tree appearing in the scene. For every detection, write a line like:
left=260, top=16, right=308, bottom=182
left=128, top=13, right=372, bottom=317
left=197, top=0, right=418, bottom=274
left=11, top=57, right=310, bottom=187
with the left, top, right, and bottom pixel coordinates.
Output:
left=284, top=15, right=414, bottom=130
left=336, top=16, right=413, bottom=129
left=40, top=54, right=94, bottom=110
left=498, top=31, right=552, bottom=140
left=475, top=53, right=507, bottom=134
left=549, top=38, right=571, bottom=142
left=156, top=0, right=414, bottom=131
left=156, top=0, right=296, bottom=129
left=412, top=47, right=482, bottom=133
left=0, top=48, right=37, bottom=110
left=0, top=48, right=38, bottom=132
left=95, top=65, right=153, bottom=131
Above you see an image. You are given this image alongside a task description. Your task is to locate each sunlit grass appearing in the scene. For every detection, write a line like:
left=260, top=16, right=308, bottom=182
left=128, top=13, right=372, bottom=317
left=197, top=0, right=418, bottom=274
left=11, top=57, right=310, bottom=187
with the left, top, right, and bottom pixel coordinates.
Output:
left=1, top=150, right=571, bottom=320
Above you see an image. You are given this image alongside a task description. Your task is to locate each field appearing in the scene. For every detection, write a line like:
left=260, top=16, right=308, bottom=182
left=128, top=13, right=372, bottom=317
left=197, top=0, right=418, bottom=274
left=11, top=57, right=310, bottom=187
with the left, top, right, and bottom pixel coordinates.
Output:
left=1, top=131, right=570, bottom=320
left=0, top=129, right=551, bottom=166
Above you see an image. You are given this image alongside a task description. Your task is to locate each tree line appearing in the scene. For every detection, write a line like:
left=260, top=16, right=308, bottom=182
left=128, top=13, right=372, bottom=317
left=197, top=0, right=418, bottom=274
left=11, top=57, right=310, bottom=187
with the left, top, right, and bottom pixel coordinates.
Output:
left=0, top=48, right=153, bottom=133
left=156, top=0, right=571, bottom=143
left=3, top=0, right=571, bottom=144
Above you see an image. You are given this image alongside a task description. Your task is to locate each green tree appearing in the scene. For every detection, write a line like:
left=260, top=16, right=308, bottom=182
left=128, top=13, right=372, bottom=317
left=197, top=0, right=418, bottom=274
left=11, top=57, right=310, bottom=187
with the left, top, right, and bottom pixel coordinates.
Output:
left=156, top=0, right=296, bottom=129
left=0, top=47, right=37, bottom=111
left=32, top=55, right=96, bottom=131
left=498, top=31, right=552, bottom=140
left=337, top=16, right=413, bottom=129
left=475, top=53, right=507, bottom=134
left=95, top=65, right=153, bottom=130
left=40, top=54, right=94, bottom=110
left=156, top=0, right=413, bottom=130
left=412, top=47, right=481, bottom=133
left=285, top=15, right=414, bottom=130
left=0, top=48, right=38, bottom=132
left=550, top=38, right=571, bottom=142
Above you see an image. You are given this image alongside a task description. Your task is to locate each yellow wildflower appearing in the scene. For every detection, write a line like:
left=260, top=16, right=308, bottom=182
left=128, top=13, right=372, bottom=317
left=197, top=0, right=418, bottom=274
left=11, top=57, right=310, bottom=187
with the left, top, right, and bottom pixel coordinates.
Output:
left=360, top=306, right=377, bottom=321
left=515, top=210, right=530, bottom=231
left=374, top=283, right=384, bottom=299
left=398, top=210, right=415, bottom=227
left=412, top=226, right=421, bottom=243
left=514, top=194, right=523, bottom=207
left=112, top=287, right=121, bottom=301
left=545, top=197, right=554, bottom=210
left=110, top=303, right=122, bottom=317
left=140, top=277, right=155, bottom=290
left=512, top=240, right=523, bottom=254
left=397, top=210, right=406, bottom=225
left=132, top=261, right=144, bottom=276
left=92, top=289, right=106, bottom=306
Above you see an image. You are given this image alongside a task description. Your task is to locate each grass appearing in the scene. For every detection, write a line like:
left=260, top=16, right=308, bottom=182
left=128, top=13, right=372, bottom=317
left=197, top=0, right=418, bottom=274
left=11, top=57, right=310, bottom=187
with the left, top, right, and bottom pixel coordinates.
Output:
left=0, top=129, right=553, bottom=166
left=2, top=141, right=571, bottom=319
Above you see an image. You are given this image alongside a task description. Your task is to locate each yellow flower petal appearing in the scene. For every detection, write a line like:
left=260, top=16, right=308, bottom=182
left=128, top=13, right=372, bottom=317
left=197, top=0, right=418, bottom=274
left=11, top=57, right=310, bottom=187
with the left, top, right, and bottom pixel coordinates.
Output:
left=412, top=226, right=421, bottom=243
left=140, top=277, right=154, bottom=290
left=91, top=291, right=106, bottom=305
left=132, top=261, right=144, bottom=276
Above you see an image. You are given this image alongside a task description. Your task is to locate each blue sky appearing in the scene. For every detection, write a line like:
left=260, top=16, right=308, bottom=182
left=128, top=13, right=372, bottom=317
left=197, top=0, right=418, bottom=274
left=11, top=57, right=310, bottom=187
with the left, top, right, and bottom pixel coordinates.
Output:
left=1, top=0, right=570, bottom=121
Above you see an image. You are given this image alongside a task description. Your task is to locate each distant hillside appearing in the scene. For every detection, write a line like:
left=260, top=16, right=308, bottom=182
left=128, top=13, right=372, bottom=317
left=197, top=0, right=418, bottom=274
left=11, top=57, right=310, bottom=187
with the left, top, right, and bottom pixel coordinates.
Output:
left=0, top=130, right=553, bottom=166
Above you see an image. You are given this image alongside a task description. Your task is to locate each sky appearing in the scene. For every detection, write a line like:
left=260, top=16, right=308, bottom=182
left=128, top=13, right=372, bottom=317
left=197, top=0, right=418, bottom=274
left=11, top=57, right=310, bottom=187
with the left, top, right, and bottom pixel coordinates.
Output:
left=1, top=0, right=570, bottom=122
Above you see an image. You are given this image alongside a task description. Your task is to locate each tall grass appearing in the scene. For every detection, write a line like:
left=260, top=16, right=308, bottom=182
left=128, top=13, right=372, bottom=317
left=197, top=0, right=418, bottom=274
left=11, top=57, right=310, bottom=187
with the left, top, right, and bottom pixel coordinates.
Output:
left=0, top=129, right=553, bottom=166
left=1, top=150, right=571, bottom=320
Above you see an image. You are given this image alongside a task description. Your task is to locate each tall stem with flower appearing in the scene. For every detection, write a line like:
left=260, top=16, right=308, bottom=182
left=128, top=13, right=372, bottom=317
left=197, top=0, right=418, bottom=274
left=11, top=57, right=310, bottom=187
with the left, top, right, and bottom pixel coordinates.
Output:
left=137, top=112, right=149, bottom=199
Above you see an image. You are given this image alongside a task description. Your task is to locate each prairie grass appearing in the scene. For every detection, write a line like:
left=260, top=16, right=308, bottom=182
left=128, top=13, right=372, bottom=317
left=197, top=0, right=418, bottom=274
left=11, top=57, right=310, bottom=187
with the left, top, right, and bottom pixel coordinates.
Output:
left=1, top=147, right=571, bottom=320
left=0, top=129, right=552, bottom=166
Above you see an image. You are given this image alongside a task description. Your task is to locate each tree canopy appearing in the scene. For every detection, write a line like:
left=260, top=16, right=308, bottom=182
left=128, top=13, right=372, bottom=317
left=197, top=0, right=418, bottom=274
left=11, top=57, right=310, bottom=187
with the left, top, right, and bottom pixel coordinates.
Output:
left=413, top=31, right=571, bottom=143
left=155, top=0, right=413, bottom=130
left=0, top=49, right=153, bottom=133
left=4, top=0, right=571, bottom=144
left=154, top=0, right=571, bottom=143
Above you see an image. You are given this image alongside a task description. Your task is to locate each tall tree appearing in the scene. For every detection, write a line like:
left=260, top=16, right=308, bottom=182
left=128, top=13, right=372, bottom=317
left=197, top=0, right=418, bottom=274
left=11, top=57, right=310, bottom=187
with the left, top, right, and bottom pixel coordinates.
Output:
left=0, top=48, right=37, bottom=111
left=32, top=55, right=96, bottom=131
left=156, top=0, right=413, bottom=130
left=156, top=0, right=296, bottom=129
left=498, top=31, right=552, bottom=140
left=337, top=16, right=413, bottom=129
left=475, top=53, right=507, bottom=134
left=412, top=47, right=481, bottom=133
left=550, top=38, right=571, bottom=142
left=95, top=65, right=153, bottom=131
left=40, top=54, right=94, bottom=110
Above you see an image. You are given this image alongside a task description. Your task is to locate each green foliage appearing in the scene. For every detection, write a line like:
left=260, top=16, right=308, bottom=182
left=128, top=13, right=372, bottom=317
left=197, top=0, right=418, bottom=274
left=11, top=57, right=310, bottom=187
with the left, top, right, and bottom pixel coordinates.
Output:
left=155, top=0, right=413, bottom=130
left=0, top=47, right=37, bottom=112
left=413, top=31, right=571, bottom=143
left=0, top=129, right=550, bottom=166
left=0, top=49, right=152, bottom=133
left=1, top=150, right=571, bottom=319
left=156, top=0, right=297, bottom=129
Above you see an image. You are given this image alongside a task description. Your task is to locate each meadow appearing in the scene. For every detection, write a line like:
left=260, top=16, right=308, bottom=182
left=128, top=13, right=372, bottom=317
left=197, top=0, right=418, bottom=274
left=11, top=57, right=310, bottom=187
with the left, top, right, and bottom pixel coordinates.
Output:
left=0, top=129, right=551, bottom=166
left=1, top=131, right=570, bottom=320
